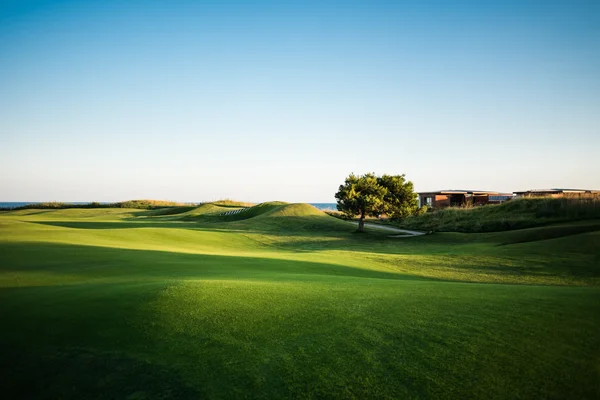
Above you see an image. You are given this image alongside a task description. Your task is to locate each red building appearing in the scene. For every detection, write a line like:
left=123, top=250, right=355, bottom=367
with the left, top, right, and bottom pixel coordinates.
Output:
left=418, top=190, right=513, bottom=208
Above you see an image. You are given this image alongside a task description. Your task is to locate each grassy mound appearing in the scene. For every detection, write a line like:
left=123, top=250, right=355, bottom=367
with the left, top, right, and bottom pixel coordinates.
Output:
left=181, top=203, right=236, bottom=218
left=202, top=202, right=355, bottom=233
left=125, top=203, right=252, bottom=221
left=398, top=197, right=600, bottom=232
left=229, top=203, right=352, bottom=232
left=259, top=203, right=324, bottom=218
left=217, top=201, right=289, bottom=221
left=166, top=202, right=329, bottom=227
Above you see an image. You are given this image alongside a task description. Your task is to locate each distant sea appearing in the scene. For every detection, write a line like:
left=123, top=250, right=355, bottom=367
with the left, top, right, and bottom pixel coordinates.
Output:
left=1, top=202, right=338, bottom=210
left=0, top=202, right=95, bottom=209
left=310, top=203, right=337, bottom=211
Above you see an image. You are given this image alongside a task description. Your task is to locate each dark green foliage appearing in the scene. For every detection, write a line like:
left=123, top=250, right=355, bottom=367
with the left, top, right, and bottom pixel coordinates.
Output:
left=378, top=174, right=423, bottom=220
left=335, top=173, right=421, bottom=231
left=335, top=173, right=386, bottom=227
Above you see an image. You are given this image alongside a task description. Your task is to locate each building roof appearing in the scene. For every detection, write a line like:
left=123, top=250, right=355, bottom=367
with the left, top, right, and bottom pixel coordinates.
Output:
left=418, top=190, right=510, bottom=195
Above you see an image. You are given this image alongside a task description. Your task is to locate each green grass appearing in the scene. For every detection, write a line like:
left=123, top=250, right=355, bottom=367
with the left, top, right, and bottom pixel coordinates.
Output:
left=211, top=199, right=256, bottom=208
left=1, top=204, right=599, bottom=399
left=394, top=196, right=600, bottom=232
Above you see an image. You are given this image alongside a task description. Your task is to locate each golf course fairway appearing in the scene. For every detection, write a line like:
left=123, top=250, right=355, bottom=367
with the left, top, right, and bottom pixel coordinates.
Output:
left=1, top=203, right=599, bottom=399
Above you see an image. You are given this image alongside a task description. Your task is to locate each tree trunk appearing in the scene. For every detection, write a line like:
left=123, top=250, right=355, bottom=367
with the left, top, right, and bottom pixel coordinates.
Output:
left=358, top=209, right=366, bottom=232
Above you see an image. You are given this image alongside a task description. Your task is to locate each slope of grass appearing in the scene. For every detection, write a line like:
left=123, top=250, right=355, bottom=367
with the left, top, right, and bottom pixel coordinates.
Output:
left=396, top=197, right=600, bottom=232
left=179, top=203, right=236, bottom=219
left=228, top=203, right=358, bottom=233
left=260, top=203, right=324, bottom=217
left=0, top=206, right=599, bottom=399
left=216, top=201, right=289, bottom=221
left=135, top=206, right=198, bottom=217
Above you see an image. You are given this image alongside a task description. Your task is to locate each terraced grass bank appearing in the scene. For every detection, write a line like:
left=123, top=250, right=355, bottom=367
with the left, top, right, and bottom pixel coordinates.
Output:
left=395, top=196, right=600, bottom=233
left=0, top=202, right=599, bottom=399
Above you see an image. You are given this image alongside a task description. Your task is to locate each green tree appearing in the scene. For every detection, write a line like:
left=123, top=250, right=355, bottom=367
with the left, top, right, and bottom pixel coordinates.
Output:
left=335, top=173, right=387, bottom=232
left=335, top=173, right=421, bottom=232
left=378, top=174, right=421, bottom=220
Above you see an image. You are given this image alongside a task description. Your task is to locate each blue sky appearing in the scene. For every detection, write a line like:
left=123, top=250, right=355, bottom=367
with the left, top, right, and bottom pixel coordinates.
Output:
left=1, top=0, right=599, bottom=202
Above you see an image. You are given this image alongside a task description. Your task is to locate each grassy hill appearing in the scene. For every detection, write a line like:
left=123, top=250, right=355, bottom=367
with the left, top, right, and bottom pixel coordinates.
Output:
left=136, top=202, right=351, bottom=233
left=0, top=203, right=599, bottom=398
left=395, top=196, right=600, bottom=232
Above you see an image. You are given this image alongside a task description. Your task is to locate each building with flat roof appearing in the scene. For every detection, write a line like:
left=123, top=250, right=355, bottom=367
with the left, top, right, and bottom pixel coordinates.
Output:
left=418, top=190, right=513, bottom=209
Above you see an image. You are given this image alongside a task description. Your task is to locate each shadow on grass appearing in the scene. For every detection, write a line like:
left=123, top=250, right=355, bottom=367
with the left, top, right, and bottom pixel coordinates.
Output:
left=31, top=220, right=207, bottom=230
left=31, top=216, right=358, bottom=233
left=1, top=346, right=201, bottom=399
left=29, top=219, right=397, bottom=242
left=496, top=222, right=600, bottom=245
left=0, top=241, right=435, bottom=283
left=27, top=220, right=444, bottom=255
left=17, top=221, right=600, bottom=284
left=0, top=278, right=203, bottom=398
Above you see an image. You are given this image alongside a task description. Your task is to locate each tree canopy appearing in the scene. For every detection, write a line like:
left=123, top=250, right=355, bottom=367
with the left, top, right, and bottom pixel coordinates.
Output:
left=335, top=173, right=421, bottom=232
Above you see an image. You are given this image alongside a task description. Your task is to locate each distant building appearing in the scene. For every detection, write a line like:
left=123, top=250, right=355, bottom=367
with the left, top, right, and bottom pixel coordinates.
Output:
left=513, top=188, right=600, bottom=198
left=418, top=190, right=513, bottom=208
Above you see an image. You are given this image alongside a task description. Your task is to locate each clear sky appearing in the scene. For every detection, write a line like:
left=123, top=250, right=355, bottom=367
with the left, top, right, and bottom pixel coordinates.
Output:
left=1, top=0, right=599, bottom=202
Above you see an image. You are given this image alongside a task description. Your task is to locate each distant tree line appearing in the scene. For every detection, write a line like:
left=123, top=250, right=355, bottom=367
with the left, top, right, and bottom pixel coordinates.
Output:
left=0, top=200, right=194, bottom=211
